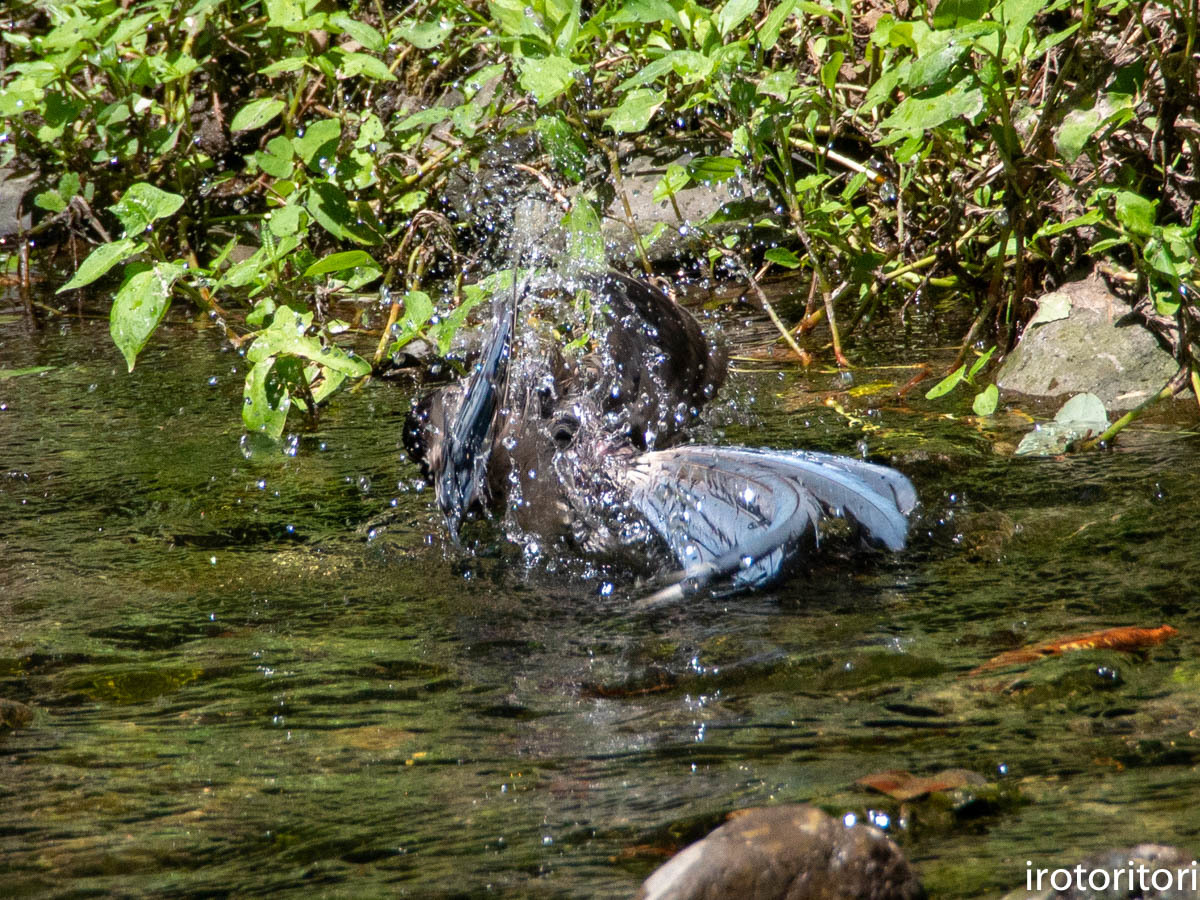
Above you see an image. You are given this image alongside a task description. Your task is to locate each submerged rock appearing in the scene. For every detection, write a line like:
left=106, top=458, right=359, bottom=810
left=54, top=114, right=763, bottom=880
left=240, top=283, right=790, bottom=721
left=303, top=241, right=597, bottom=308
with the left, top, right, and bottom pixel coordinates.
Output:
left=637, top=804, right=925, bottom=900
left=0, top=697, right=34, bottom=730
left=996, top=273, right=1180, bottom=412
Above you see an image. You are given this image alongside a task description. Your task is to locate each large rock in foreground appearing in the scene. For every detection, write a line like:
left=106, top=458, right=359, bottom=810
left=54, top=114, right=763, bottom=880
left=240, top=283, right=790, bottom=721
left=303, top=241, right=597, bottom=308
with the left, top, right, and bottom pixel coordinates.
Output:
left=637, top=804, right=924, bottom=900
left=996, top=273, right=1180, bottom=411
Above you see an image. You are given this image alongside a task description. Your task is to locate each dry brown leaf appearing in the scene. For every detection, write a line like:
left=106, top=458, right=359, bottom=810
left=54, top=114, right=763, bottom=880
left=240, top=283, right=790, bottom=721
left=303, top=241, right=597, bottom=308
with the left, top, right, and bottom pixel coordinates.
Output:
left=969, top=624, right=1178, bottom=675
left=856, top=768, right=986, bottom=801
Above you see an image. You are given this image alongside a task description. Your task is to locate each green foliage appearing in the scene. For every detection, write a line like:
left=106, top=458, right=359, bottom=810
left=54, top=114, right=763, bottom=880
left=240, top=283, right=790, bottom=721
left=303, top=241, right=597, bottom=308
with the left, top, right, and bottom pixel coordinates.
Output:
left=244, top=306, right=371, bottom=438
left=110, top=262, right=184, bottom=372
left=926, top=346, right=999, bottom=415
left=4, top=0, right=1198, bottom=434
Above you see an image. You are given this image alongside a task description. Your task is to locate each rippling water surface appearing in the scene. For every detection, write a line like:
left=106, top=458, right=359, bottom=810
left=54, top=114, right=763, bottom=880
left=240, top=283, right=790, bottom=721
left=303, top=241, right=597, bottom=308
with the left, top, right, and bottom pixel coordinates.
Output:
left=2, top=291, right=1199, bottom=897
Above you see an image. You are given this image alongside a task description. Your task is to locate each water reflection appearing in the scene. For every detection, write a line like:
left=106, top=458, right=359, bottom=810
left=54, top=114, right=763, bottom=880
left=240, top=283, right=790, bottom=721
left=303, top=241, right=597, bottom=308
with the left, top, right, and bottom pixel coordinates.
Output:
left=1, top=302, right=1199, bottom=897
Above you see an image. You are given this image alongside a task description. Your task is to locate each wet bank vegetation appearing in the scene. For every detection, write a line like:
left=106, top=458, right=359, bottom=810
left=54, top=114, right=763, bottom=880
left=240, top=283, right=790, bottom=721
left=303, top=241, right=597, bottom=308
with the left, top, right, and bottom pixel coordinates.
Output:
left=1, top=0, right=1197, bottom=439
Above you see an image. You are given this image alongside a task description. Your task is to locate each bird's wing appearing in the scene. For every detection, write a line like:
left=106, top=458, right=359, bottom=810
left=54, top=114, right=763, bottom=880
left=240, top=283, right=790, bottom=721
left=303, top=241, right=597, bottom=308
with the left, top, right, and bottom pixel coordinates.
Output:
left=435, top=270, right=525, bottom=538
left=593, top=271, right=726, bottom=450
left=625, top=447, right=915, bottom=604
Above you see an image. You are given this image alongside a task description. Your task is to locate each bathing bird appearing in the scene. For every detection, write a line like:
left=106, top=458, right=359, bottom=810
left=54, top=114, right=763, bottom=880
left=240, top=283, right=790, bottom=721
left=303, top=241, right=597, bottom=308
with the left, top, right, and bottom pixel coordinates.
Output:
left=403, top=269, right=916, bottom=602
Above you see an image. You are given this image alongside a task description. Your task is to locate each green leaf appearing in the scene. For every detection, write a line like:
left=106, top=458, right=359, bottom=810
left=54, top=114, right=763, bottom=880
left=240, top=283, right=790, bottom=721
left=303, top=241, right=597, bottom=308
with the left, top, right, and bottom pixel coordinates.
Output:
left=35, top=189, right=68, bottom=213
left=972, top=383, right=998, bottom=417
left=717, top=0, right=758, bottom=36
left=265, top=0, right=328, bottom=31
left=878, top=86, right=985, bottom=138
left=110, top=183, right=185, bottom=237
left=1031, top=19, right=1079, bottom=57
left=293, top=118, right=342, bottom=171
left=401, top=290, right=435, bottom=331
left=396, top=17, right=455, bottom=48
left=388, top=289, right=435, bottom=352
left=107, top=10, right=158, bottom=47
left=967, top=345, right=996, bottom=379
left=429, top=294, right=486, bottom=356
left=149, top=50, right=200, bottom=82
left=0, top=83, right=42, bottom=117
left=687, top=156, right=740, bottom=183
left=259, top=56, right=308, bottom=75
left=605, top=88, right=665, bottom=133
left=1145, top=235, right=1182, bottom=280
left=231, top=98, right=286, bottom=132
left=758, top=68, right=797, bottom=99
left=765, top=247, right=803, bottom=268
left=620, top=50, right=714, bottom=89
left=338, top=51, right=396, bottom=81
left=313, top=51, right=338, bottom=80
left=1114, top=190, right=1157, bottom=237
left=757, top=0, right=797, bottom=50
left=563, top=200, right=606, bottom=269
left=1152, top=286, right=1181, bottom=317
left=487, top=0, right=549, bottom=37
left=220, top=235, right=303, bottom=291
left=58, top=172, right=81, bottom=200
left=1027, top=291, right=1071, bottom=326
left=1015, top=392, right=1110, bottom=456
left=535, top=115, right=588, bottom=183
left=860, top=63, right=907, bottom=113
left=306, top=182, right=380, bottom=245
left=395, top=190, right=427, bottom=213
left=242, top=356, right=291, bottom=438
left=452, top=100, right=483, bottom=138
left=643, top=221, right=671, bottom=250
left=464, top=63, right=507, bottom=99
left=999, top=0, right=1050, bottom=56
left=249, top=306, right=372, bottom=377
left=653, top=164, right=691, bottom=202
left=110, top=262, right=184, bottom=372
left=610, top=0, right=685, bottom=31
left=304, top=250, right=378, bottom=276
left=0, top=365, right=55, bottom=379
left=907, top=39, right=968, bottom=90
left=932, top=0, right=989, bottom=27
left=38, top=91, right=83, bottom=141
left=58, top=238, right=146, bottom=293
left=518, top=55, right=578, bottom=105
left=329, top=12, right=386, bottom=51
left=1084, top=237, right=1127, bottom=256
left=307, top=363, right=348, bottom=405
left=256, top=136, right=295, bottom=178
left=395, top=107, right=450, bottom=131
left=819, top=51, right=844, bottom=94
left=925, top=364, right=966, bottom=399
left=1054, top=106, right=1104, bottom=163
left=246, top=298, right=276, bottom=328
left=1031, top=209, right=1103, bottom=241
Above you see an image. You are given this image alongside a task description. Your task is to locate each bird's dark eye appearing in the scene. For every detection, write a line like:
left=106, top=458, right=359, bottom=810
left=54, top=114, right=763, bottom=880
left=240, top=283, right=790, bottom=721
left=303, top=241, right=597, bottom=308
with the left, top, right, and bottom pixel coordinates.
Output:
left=551, top=414, right=579, bottom=448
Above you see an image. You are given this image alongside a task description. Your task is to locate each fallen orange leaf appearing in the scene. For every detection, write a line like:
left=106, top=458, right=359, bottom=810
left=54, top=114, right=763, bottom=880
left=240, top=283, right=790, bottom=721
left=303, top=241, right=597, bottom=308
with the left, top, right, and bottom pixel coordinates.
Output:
left=969, top=625, right=1178, bottom=675
left=856, top=768, right=986, bottom=801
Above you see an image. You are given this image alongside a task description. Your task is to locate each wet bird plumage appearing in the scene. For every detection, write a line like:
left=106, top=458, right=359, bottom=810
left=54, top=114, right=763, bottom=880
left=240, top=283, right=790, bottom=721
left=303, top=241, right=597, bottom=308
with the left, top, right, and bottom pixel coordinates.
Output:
left=404, top=269, right=916, bottom=599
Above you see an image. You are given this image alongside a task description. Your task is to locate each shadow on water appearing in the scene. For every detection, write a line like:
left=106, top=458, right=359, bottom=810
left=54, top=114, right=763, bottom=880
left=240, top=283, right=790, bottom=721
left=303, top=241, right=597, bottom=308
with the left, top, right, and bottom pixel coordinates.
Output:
left=2, top=291, right=1200, bottom=897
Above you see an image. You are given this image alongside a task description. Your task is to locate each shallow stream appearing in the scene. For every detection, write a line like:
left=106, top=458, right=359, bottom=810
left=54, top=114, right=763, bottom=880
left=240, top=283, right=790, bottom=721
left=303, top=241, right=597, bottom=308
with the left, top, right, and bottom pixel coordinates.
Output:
left=2, top=287, right=1199, bottom=897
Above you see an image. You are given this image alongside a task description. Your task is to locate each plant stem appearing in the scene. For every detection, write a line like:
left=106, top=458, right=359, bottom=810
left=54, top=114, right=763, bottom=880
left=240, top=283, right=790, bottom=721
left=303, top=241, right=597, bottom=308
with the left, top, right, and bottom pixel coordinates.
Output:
left=1072, top=365, right=1193, bottom=451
